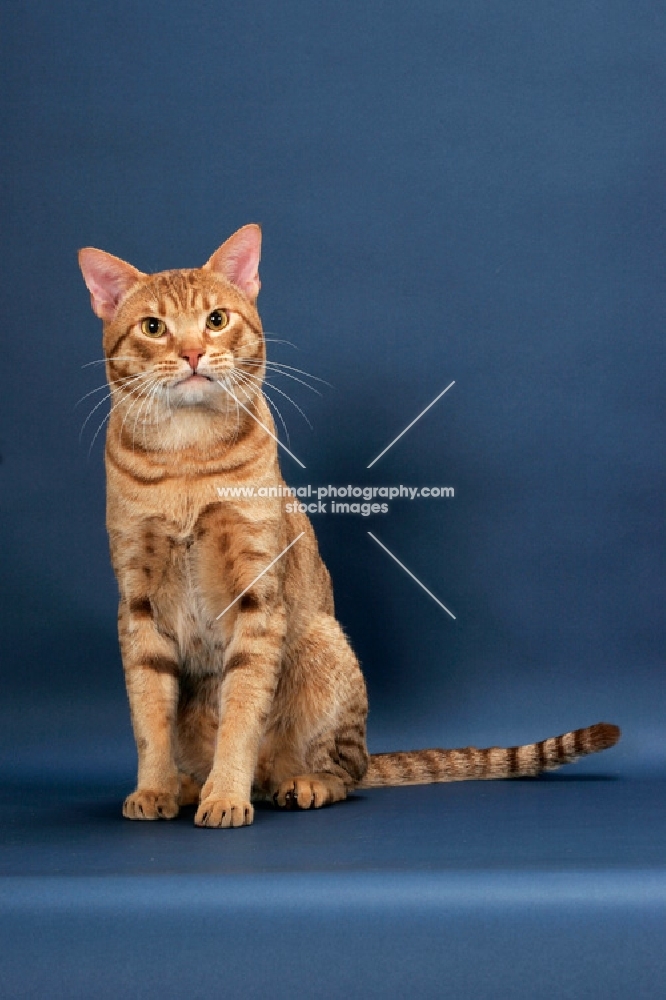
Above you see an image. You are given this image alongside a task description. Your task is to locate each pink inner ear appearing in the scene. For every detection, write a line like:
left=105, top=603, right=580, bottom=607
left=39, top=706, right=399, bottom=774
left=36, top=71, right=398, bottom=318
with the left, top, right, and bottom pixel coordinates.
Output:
left=78, top=248, right=143, bottom=322
left=205, top=225, right=262, bottom=302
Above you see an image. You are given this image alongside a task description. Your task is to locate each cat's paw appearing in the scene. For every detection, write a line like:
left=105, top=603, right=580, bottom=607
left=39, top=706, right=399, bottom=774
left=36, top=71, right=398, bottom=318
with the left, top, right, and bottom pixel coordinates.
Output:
left=273, top=775, right=345, bottom=810
left=123, top=789, right=179, bottom=821
left=194, top=796, right=254, bottom=828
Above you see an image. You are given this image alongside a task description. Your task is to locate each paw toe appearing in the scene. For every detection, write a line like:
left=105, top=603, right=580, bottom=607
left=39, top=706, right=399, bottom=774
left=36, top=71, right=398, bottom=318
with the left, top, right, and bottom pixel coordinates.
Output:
left=123, top=790, right=179, bottom=821
left=274, top=777, right=332, bottom=810
left=194, top=797, right=254, bottom=829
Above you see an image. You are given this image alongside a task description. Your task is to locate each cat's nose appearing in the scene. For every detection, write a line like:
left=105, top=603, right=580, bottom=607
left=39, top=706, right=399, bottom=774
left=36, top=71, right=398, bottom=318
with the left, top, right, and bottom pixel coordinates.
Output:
left=182, top=350, right=204, bottom=372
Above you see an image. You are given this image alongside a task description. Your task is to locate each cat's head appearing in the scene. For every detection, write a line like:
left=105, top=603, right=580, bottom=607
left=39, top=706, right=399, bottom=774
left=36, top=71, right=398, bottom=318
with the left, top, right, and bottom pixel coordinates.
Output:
left=78, top=225, right=265, bottom=420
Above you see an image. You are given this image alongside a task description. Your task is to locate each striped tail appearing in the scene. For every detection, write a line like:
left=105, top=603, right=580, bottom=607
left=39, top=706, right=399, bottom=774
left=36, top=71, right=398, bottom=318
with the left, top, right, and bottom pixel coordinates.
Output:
left=357, top=722, right=620, bottom=787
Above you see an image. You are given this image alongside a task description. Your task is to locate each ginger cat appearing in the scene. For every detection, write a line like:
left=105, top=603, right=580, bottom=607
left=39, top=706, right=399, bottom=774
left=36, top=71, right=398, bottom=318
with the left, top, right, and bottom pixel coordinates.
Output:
left=78, top=225, right=620, bottom=828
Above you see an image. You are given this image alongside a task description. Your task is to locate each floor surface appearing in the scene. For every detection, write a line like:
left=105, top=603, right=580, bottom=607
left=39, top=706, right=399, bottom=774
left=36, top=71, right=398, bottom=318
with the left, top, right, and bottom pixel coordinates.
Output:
left=1, top=760, right=664, bottom=999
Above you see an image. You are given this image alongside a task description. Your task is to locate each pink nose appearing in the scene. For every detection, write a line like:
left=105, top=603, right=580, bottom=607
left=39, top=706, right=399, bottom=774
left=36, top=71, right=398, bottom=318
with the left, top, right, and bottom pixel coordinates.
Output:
left=182, top=350, right=203, bottom=371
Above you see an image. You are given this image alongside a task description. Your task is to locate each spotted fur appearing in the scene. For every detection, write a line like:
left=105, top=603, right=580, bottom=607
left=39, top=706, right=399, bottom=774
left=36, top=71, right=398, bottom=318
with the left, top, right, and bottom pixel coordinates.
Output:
left=78, top=225, right=621, bottom=828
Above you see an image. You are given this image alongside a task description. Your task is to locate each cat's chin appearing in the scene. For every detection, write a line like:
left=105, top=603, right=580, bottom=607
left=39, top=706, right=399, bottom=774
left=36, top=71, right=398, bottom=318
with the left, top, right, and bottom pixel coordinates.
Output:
left=170, top=377, right=220, bottom=408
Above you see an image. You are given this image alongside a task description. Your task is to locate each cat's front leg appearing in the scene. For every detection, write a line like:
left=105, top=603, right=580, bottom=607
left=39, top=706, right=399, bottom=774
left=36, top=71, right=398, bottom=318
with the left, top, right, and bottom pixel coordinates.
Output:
left=118, top=598, right=181, bottom=821
left=194, top=604, right=286, bottom=829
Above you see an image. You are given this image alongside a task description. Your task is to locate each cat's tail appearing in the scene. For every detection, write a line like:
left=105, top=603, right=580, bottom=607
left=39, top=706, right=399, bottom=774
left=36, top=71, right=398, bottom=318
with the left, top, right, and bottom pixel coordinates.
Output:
left=357, top=722, right=620, bottom=787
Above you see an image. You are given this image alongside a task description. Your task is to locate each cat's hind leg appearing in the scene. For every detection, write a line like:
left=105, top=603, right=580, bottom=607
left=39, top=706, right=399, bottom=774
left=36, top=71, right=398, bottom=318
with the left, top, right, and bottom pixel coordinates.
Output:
left=269, top=613, right=369, bottom=810
left=271, top=723, right=366, bottom=810
left=273, top=773, right=347, bottom=809
left=270, top=725, right=363, bottom=808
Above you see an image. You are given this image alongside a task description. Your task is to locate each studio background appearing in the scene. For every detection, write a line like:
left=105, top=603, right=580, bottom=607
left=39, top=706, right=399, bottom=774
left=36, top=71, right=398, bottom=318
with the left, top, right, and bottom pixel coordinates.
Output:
left=2, top=0, right=663, bottom=770
left=0, top=3, right=664, bottom=997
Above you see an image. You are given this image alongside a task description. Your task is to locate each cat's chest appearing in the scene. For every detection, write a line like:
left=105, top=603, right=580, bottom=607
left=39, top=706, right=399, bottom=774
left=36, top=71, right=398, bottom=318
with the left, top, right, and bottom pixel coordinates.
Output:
left=110, top=476, right=282, bottom=666
left=134, top=499, right=278, bottom=666
left=151, top=536, right=229, bottom=669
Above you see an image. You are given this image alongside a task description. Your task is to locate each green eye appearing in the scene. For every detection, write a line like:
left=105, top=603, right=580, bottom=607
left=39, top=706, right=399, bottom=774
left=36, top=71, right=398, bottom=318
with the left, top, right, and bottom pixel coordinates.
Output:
left=206, top=309, right=228, bottom=332
left=141, top=317, right=167, bottom=338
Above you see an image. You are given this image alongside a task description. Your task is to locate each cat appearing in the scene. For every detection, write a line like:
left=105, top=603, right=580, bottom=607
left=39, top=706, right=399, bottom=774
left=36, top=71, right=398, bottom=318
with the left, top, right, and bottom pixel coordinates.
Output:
left=78, top=224, right=620, bottom=828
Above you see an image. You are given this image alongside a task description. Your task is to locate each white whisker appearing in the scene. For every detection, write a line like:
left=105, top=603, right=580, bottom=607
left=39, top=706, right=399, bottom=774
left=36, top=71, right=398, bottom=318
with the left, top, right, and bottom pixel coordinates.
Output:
left=75, top=370, right=149, bottom=408
left=83, top=373, right=157, bottom=452
left=240, top=356, right=328, bottom=383
left=232, top=370, right=292, bottom=444
left=87, top=410, right=112, bottom=457
left=262, top=334, right=298, bottom=349
left=79, top=390, right=115, bottom=441
left=237, top=367, right=313, bottom=429
left=263, top=361, right=331, bottom=386
left=240, top=358, right=326, bottom=394
left=135, top=382, right=161, bottom=451
left=215, top=380, right=306, bottom=469
left=118, top=376, right=161, bottom=445
left=81, top=357, right=142, bottom=368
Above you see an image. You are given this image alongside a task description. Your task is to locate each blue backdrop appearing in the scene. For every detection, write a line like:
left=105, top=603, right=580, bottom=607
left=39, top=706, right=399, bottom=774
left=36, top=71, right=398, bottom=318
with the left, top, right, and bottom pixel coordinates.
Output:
left=1, top=3, right=664, bottom=997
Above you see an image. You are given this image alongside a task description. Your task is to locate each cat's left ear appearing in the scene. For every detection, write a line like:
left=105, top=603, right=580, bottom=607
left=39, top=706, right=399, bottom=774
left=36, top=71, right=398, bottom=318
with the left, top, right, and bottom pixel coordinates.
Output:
left=78, top=248, right=145, bottom=322
left=204, top=224, right=261, bottom=303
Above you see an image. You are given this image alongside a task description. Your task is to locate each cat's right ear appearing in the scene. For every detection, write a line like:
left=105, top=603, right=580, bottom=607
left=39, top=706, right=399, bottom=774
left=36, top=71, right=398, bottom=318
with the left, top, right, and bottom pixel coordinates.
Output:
left=78, top=248, right=144, bottom=322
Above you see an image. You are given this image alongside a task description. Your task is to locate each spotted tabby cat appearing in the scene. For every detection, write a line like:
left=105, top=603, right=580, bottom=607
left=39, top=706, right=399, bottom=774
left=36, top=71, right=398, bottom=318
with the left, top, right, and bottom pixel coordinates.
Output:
left=78, top=225, right=620, bottom=828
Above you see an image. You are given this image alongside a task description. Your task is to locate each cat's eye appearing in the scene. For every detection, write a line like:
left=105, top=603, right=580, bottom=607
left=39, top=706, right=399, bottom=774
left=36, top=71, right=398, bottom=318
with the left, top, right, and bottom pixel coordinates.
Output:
left=206, top=309, right=229, bottom=332
left=140, top=317, right=167, bottom=338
